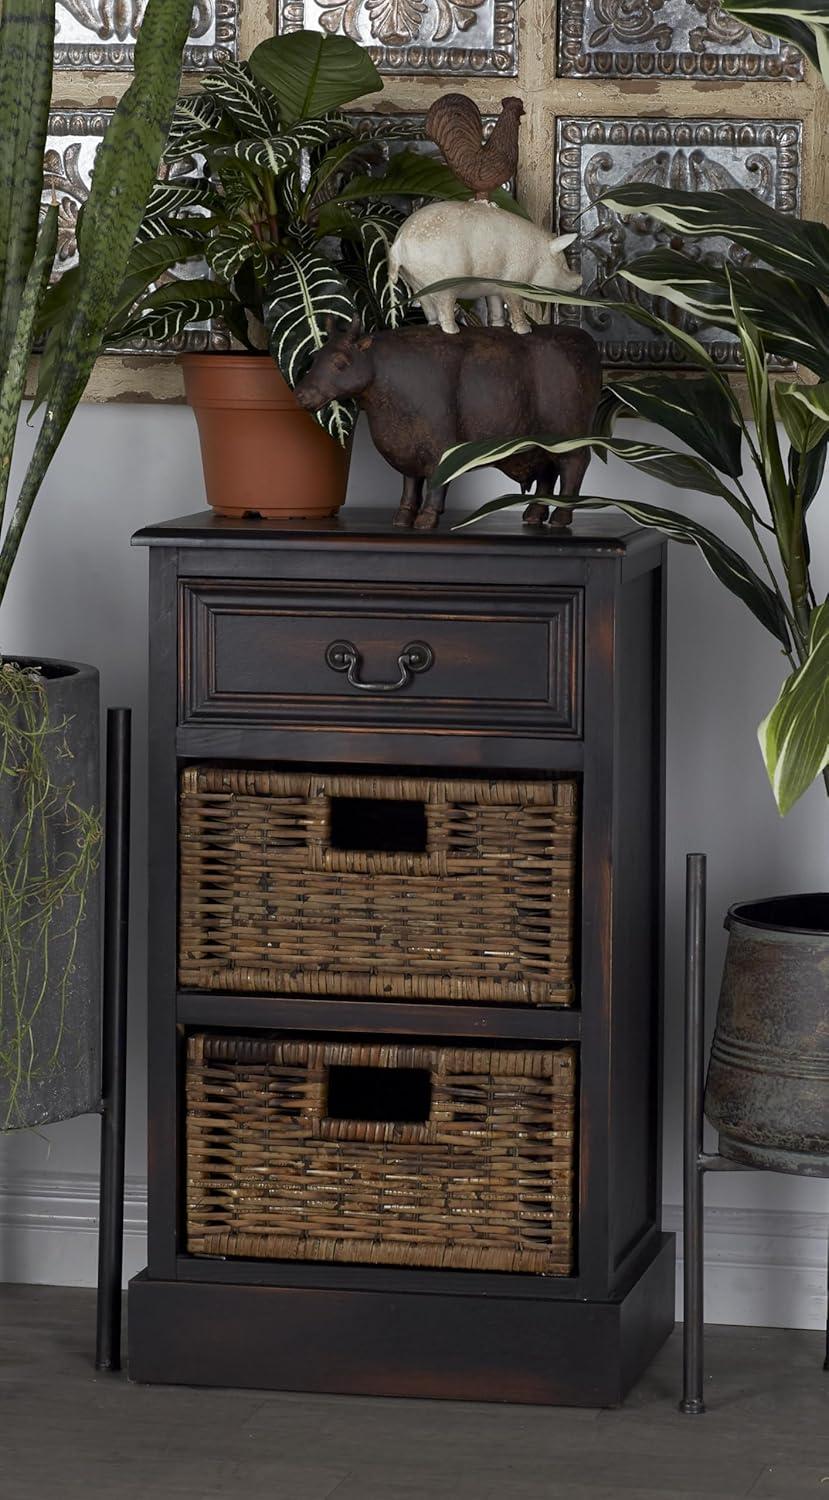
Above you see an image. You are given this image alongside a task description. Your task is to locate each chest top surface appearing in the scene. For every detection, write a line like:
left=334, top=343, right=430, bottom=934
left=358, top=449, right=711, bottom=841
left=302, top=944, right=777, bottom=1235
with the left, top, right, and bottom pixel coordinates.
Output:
left=132, top=507, right=661, bottom=561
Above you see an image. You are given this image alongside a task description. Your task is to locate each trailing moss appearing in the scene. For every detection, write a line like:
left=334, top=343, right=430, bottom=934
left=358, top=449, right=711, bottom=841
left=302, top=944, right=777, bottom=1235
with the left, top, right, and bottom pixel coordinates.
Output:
left=0, top=663, right=101, bottom=1129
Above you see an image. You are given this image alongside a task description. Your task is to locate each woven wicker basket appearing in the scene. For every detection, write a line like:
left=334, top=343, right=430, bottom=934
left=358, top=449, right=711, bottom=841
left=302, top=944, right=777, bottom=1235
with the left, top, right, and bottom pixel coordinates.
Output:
left=179, top=769, right=578, bottom=1006
left=186, top=1034, right=577, bottom=1274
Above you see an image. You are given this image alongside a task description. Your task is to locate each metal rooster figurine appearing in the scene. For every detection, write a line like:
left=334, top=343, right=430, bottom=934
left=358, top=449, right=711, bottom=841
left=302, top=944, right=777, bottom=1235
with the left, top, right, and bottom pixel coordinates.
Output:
left=425, top=94, right=524, bottom=199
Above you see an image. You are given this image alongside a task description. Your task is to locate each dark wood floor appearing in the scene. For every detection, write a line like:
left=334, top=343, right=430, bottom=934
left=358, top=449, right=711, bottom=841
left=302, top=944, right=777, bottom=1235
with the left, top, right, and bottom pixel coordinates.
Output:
left=0, top=1286, right=826, bottom=1499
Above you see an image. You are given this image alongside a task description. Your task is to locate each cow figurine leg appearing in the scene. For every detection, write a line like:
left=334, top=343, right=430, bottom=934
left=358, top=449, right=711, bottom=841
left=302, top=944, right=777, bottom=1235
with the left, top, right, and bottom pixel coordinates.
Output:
left=548, top=449, right=589, bottom=528
left=394, top=475, right=424, bottom=529
left=414, top=483, right=448, bottom=531
left=523, top=462, right=559, bottom=527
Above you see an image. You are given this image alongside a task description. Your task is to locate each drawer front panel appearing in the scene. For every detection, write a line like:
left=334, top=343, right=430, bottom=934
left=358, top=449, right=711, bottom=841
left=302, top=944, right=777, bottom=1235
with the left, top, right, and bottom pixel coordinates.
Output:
left=180, top=581, right=582, bottom=735
left=185, top=1033, right=578, bottom=1276
left=179, top=767, right=578, bottom=1007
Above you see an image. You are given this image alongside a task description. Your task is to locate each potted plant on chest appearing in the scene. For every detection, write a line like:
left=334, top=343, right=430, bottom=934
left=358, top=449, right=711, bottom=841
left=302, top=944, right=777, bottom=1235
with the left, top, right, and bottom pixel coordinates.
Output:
left=41, top=33, right=513, bottom=521
left=0, top=0, right=194, bottom=1129
left=429, top=0, right=829, bottom=1175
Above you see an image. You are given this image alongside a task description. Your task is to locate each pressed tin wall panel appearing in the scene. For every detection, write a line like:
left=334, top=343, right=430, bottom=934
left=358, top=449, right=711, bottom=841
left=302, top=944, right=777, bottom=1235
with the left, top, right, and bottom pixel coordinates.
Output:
left=278, top=0, right=517, bottom=75
left=556, top=0, right=803, bottom=81
left=39, top=0, right=825, bottom=398
left=555, top=116, right=802, bottom=368
left=53, top=0, right=239, bottom=70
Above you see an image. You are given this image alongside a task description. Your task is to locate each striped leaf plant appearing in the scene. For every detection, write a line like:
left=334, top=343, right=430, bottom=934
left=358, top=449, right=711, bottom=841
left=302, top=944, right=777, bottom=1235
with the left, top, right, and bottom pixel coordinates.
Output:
left=59, top=30, right=522, bottom=444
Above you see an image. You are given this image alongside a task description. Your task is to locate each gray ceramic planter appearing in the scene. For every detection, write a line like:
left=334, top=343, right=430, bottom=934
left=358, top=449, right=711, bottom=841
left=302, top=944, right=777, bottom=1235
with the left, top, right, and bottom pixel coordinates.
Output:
left=0, top=659, right=100, bottom=1131
left=705, top=893, right=829, bottom=1178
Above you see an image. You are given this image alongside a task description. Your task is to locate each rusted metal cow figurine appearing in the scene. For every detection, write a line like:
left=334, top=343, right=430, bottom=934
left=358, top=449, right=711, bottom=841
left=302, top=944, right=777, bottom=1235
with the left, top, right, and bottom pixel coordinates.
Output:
left=294, top=317, right=602, bottom=531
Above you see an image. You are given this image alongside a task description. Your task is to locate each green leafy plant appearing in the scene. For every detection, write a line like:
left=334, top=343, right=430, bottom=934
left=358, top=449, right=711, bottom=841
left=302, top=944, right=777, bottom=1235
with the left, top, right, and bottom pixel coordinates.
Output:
left=62, top=31, right=522, bottom=443
left=0, top=0, right=194, bottom=1121
left=427, top=6, right=829, bottom=815
left=431, top=268, right=828, bottom=812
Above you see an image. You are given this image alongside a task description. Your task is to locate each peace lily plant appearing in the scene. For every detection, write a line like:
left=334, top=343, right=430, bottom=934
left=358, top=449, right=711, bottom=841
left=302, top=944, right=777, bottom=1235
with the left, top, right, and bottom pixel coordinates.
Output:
left=431, top=0, right=829, bottom=818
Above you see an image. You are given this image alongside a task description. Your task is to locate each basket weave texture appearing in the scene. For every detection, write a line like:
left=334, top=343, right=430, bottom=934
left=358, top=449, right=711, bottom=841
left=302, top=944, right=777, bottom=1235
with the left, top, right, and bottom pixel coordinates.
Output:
left=179, top=769, right=578, bottom=1006
left=186, top=1034, right=577, bottom=1274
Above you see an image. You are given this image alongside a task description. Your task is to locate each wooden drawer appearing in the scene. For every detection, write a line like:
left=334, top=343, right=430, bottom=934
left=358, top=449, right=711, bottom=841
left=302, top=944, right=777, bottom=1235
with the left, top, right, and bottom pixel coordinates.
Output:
left=180, top=580, right=582, bottom=736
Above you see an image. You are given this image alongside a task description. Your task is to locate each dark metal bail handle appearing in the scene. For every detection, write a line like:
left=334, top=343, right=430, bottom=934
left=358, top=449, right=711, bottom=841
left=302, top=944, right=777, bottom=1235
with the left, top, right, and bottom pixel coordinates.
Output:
left=325, top=639, right=434, bottom=693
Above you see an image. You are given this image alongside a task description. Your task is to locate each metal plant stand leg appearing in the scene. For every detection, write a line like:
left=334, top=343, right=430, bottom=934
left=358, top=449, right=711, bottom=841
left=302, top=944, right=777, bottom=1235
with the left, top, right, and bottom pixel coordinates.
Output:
left=680, top=853, right=707, bottom=1415
left=95, top=708, right=132, bottom=1373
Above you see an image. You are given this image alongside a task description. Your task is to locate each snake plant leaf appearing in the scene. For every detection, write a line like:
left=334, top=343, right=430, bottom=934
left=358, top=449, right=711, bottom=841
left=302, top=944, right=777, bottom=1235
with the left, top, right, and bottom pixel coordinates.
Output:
left=0, top=0, right=54, bottom=374
left=0, top=0, right=194, bottom=603
left=450, top=485, right=791, bottom=647
left=164, top=91, right=235, bottom=160
left=107, top=278, right=234, bottom=343
left=202, top=60, right=278, bottom=138
left=597, top=184, right=829, bottom=293
left=721, top=0, right=829, bottom=82
left=758, top=600, right=829, bottom=814
left=215, top=118, right=343, bottom=174
left=607, top=374, right=744, bottom=481
left=206, top=222, right=271, bottom=284
left=358, top=211, right=409, bottom=328
left=264, top=249, right=357, bottom=443
left=248, top=32, right=382, bottom=127
left=0, top=207, right=57, bottom=528
left=620, top=250, right=829, bottom=377
left=776, top=379, right=829, bottom=454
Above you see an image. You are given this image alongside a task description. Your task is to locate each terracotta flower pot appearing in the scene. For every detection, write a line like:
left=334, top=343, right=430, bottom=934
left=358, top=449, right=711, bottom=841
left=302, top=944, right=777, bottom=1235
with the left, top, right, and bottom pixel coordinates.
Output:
left=180, top=354, right=350, bottom=520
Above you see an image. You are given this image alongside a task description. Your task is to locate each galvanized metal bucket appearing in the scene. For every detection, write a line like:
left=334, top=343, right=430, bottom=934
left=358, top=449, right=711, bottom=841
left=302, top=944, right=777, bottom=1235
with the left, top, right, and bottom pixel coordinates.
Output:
left=704, top=894, right=829, bottom=1178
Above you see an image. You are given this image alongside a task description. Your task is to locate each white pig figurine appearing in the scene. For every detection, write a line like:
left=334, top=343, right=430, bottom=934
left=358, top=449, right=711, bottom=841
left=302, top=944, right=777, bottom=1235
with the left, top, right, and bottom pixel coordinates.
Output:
left=388, top=199, right=581, bottom=335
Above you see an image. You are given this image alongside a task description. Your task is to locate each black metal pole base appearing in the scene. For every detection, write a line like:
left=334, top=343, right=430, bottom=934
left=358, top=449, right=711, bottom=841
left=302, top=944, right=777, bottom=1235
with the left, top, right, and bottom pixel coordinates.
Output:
left=678, top=1396, right=706, bottom=1416
left=680, top=853, right=707, bottom=1416
left=95, top=708, right=132, bottom=1373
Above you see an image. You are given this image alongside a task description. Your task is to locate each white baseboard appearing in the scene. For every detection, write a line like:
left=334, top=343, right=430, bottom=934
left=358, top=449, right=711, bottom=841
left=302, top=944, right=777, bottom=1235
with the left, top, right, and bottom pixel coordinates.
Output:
left=0, top=1172, right=147, bottom=1289
left=0, top=1174, right=826, bottom=1331
left=664, top=1202, right=828, bottom=1331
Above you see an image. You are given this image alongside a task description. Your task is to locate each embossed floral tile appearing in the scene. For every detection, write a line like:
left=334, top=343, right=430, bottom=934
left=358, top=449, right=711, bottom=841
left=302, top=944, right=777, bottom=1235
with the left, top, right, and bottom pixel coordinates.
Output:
left=557, top=0, right=802, bottom=79
left=53, top=0, right=238, bottom=70
left=555, top=117, right=801, bottom=368
left=44, top=111, right=230, bottom=353
left=277, top=0, right=517, bottom=76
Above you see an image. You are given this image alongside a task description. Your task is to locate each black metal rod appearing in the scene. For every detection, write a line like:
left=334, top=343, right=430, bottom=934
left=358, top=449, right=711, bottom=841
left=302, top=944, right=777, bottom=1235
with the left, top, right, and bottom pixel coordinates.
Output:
left=95, top=708, right=132, bottom=1373
left=824, top=1232, right=828, bottom=1372
left=679, top=852, right=707, bottom=1415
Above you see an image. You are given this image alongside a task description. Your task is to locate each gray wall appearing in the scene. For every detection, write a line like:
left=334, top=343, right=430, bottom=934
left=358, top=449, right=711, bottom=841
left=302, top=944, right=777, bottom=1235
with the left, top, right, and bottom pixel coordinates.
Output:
left=0, top=403, right=827, bottom=1325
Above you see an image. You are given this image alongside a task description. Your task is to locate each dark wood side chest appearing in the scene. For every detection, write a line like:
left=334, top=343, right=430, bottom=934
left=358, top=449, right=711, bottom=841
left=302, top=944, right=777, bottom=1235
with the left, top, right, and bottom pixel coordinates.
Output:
left=128, top=508, right=674, bottom=1407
